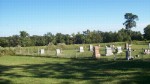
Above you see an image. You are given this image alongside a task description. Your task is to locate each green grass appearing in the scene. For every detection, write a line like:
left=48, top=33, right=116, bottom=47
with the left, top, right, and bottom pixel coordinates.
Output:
left=0, top=55, right=150, bottom=84
left=0, top=42, right=150, bottom=84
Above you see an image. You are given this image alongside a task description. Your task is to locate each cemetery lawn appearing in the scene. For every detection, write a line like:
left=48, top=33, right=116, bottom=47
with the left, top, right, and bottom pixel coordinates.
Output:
left=0, top=55, right=150, bottom=84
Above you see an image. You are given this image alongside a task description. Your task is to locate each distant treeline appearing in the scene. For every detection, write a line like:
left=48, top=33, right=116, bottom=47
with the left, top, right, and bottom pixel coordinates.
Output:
left=0, top=25, right=150, bottom=47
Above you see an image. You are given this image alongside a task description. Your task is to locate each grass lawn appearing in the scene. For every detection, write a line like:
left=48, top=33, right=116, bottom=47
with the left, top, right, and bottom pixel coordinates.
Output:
left=0, top=55, right=150, bottom=84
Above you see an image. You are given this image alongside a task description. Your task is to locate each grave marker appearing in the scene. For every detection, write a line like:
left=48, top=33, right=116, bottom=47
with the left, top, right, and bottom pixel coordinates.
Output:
left=89, top=45, right=93, bottom=52
left=40, top=49, right=45, bottom=55
left=105, top=46, right=113, bottom=56
left=56, top=49, right=61, bottom=56
left=93, top=46, right=100, bottom=59
left=125, top=43, right=129, bottom=49
left=79, top=46, right=84, bottom=52
left=144, top=49, right=150, bottom=55
left=117, top=46, right=122, bottom=54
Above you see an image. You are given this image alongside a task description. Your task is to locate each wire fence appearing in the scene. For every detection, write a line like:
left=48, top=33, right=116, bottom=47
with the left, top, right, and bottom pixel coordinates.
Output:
left=14, top=47, right=150, bottom=60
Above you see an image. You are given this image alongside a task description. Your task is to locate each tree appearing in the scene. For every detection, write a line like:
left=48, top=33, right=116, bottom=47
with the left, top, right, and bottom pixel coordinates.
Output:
left=123, top=13, right=138, bottom=42
left=19, top=31, right=32, bottom=47
left=44, top=32, right=55, bottom=45
left=9, top=35, right=20, bottom=47
left=144, top=24, right=150, bottom=40
left=55, top=33, right=65, bottom=44
left=123, top=13, right=138, bottom=30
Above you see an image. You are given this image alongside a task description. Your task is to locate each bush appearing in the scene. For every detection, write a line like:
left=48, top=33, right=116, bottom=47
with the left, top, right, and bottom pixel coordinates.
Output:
left=0, top=48, right=15, bottom=56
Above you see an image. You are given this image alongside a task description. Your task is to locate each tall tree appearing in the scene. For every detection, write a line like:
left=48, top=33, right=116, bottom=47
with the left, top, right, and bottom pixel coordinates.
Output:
left=123, top=13, right=138, bottom=30
left=123, top=13, right=138, bottom=41
left=19, top=31, right=32, bottom=47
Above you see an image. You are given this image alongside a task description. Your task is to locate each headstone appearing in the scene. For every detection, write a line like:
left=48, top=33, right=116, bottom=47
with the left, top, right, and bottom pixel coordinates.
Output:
left=125, top=43, right=129, bottom=49
left=56, top=49, right=61, bottom=56
left=117, top=46, right=122, bottom=54
left=40, top=49, right=45, bottom=55
left=149, top=43, right=150, bottom=49
left=126, top=45, right=132, bottom=60
left=89, top=45, right=93, bottom=52
left=93, top=46, right=100, bottom=59
left=79, top=46, right=84, bottom=52
left=105, top=46, right=113, bottom=56
left=144, top=49, right=150, bottom=55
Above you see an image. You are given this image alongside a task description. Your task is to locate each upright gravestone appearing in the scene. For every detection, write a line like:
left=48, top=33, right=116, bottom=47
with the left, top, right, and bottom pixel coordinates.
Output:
left=126, top=45, right=132, bottom=60
left=89, top=45, right=93, bottom=52
left=79, top=46, right=84, bottom=52
left=56, top=49, right=61, bottom=56
left=40, top=49, right=45, bottom=55
left=149, top=43, right=150, bottom=49
left=144, top=49, right=150, bottom=55
left=105, top=46, right=113, bottom=56
left=93, top=46, right=100, bottom=59
left=125, top=43, right=129, bottom=49
left=117, top=46, right=122, bottom=54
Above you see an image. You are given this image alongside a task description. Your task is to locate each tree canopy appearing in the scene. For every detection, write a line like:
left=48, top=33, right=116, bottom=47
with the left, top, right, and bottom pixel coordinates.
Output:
left=123, top=13, right=138, bottom=30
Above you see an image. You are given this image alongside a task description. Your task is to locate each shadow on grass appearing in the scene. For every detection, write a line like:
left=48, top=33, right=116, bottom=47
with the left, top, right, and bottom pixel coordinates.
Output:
left=0, top=57, right=150, bottom=84
left=0, top=65, right=13, bottom=84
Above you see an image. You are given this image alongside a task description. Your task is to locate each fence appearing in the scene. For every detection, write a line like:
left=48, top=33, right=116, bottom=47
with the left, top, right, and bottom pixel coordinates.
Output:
left=14, top=46, right=150, bottom=60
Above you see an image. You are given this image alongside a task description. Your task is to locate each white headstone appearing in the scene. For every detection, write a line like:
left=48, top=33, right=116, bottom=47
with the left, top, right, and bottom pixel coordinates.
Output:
left=90, top=45, right=93, bottom=51
left=40, top=49, right=45, bottom=54
left=149, top=43, right=150, bottom=49
left=56, top=49, right=61, bottom=56
left=80, top=46, right=84, bottom=52
left=105, top=47, right=113, bottom=56
left=117, top=46, right=122, bottom=54
left=144, top=49, right=150, bottom=55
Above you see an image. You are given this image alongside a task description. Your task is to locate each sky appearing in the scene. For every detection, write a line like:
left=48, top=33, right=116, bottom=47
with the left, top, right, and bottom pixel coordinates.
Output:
left=0, top=0, right=150, bottom=36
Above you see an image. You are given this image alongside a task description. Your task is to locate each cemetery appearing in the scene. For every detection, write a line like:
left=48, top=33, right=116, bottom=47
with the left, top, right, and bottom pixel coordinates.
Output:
left=0, top=42, right=150, bottom=84
left=0, top=0, right=150, bottom=83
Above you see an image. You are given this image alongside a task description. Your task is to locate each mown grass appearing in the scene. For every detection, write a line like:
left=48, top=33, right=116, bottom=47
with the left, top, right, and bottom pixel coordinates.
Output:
left=0, top=41, right=150, bottom=84
left=0, top=55, right=150, bottom=84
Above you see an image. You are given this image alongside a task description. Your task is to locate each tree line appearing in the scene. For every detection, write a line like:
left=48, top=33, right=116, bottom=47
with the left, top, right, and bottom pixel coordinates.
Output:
left=0, top=13, right=150, bottom=47
left=0, top=25, right=150, bottom=47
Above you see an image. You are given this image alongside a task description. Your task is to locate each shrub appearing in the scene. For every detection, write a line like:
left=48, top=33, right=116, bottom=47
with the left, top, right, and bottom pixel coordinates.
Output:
left=0, top=48, right=15, bottom=56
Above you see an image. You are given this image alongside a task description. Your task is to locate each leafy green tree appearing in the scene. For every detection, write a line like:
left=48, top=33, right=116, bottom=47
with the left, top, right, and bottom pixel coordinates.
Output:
left=44, top=32, right=55, bottom=45
left=144, top=24, right=150, bottom=40
left=0, top=37, right=9, bottom=47
left=19, top=31, right=32, bottom=47
left=123, top=13, right=138, bottom=30
left=9, top=35, right=20, bottom=47
left=55, top=33, right=65, bottom=44
left=75, top=32, right=85, bottom=44
left=123, top=13, right=138, bottom=42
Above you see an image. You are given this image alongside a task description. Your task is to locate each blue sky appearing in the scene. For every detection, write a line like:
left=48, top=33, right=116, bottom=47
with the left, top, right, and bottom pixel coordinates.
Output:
left=0, top=0, right=150, bottom=36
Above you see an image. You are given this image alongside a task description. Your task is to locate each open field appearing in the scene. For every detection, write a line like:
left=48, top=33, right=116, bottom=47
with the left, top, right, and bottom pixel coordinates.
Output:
left=0, top=42, right=150, bottom=84
left=0, top=55, right=150, bottom=84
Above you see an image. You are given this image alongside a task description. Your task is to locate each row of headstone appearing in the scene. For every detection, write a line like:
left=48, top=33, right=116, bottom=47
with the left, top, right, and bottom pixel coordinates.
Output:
left=39, top=49, right=62, bottom=56
left=79, top=45, right=94, bottom=52
left=105, top=46, right=122, bottom=56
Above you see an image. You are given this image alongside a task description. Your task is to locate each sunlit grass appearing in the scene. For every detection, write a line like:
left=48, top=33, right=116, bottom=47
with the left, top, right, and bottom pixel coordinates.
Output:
left=0, top=55, right=150, bottom=84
